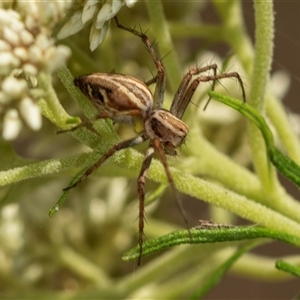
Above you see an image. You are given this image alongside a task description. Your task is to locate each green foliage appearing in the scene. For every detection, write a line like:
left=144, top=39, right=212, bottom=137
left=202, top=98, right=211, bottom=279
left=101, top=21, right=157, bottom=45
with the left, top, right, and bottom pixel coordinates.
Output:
left=1, top=1, right=300, bottom=299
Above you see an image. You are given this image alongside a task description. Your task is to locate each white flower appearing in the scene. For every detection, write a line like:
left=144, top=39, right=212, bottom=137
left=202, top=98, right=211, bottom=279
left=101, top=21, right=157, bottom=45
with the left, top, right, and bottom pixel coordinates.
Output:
left=0, top=204, right=24, bottom=253
left=82, top=0, right=99, bottom=24
left=19, top=97, right=42, bottom=131
left=124, top=0, right=137, bottom=7
left=58, top=0, right=138, bottom=51
left=270, top=70, right=290, bottom=100
left=1, top=76, right=27, bottom=99
left=44, top=45, right=71, bottom=73
left=2, top=109, right=22, bottom=140
left=0, top=4, right=72, bottom=140
left=0, top=52, right=20, bottom=75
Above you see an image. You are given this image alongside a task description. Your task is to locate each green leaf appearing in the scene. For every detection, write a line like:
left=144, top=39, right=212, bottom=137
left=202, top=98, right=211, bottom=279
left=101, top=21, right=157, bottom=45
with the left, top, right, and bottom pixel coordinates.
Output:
left=209, top=91, right=300, bottom=189
left=49, top=166, right=91, bottom=217
left=275, top=260, right=300, bottom=278
left=122, top=226, right=300, bottom=261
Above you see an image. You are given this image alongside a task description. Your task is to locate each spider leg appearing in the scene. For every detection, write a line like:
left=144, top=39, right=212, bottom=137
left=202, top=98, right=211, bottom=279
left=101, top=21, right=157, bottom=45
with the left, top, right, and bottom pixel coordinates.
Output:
left=114, top=17, right=165, bottom=109
left=57, top=110, right=142, bottom=134
left=63, top=134, right=148, bottom=191
left=137, top=145, right=155, bottom=265
left=173, top=71, right=245, bottom=119
left=170, top=64, right=219, bottom=118
left=202, top=71, right=245, bottom=110
left=57, top=116, right=100, bottom=135
left=144, top=76, right=157, bottom=87
left=152, top=139, right=190, bottom=234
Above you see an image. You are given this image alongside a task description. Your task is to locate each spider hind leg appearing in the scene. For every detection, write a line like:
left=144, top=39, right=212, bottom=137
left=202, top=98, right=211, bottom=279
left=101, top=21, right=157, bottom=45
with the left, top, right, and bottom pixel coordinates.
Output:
left=63, top=135, right=148, bottom=191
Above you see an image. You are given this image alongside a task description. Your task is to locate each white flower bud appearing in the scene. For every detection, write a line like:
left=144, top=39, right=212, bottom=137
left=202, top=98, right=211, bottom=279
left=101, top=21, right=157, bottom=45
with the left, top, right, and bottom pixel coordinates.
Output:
left=19, top=30, right=34, bottom=45
left=19, top=97, right=42, bottom=131
left=44, top=45, right=71, bottom=72
left=57, top=10, right=84, bottom=39
left=24, top=15, right=36, bottom=32
left=56, top=0, right=136, bottom=49
left=270, top=70, right=290, bottom=99
left=125, top=0, right=138, bottom=7
left=3, top=26, right=20, bottom=46
left=9, top=16, right=24, bottom=32
left=0, top=91, right=8, bottom=105
left=13, top=47, right=28, bottom=61
left=1, top=77, right=27, bottom=98
left=89, top=22, right=108, bottom=51
left=28, top=45, right=43, bottom=64
left=0, top=9, right=20, bottom=26
left=111, top=0, right=123, bottom=15
left=27, top=75, right=38, bottom=88
left=0, top=40, right=11, bottom=51
left=1, top=203, right=19, bottom=220
left=0, top=52, right=20, bottom=75
left=35, top=33, right=51, bottom=50
left=2, top=109, right=22, bottom=140
left=96, top=3, right=112, bottom=25
left=23, top=63, right=38, bottom=76
left=82, top=0, right=98, bottom=23
left=11, top=69, right=23, bottom=77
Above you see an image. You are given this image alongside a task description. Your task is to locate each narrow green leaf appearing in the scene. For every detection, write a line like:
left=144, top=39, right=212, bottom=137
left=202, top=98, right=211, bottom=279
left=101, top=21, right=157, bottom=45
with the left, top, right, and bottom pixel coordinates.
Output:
left=275, top=260, right=300, bottom=278
left=268, top=147, right=300, bottom=188
left=49, top=162, right=102, bottom=217
left=122, top=226, right=300, bottom=261
left=209, top=91, right=300, bottom=189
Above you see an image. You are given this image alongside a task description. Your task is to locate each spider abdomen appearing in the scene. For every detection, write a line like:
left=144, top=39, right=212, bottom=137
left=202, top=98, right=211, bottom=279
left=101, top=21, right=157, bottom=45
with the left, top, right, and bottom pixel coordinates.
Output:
left=74, top=73, right=153, bottom=119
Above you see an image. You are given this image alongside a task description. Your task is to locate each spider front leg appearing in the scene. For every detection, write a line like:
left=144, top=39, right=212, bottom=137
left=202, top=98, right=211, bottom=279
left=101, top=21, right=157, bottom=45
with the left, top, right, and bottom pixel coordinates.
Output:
left=171, top=66, right=246, bottom=119
left=63, top=135, right=148, bottom=191
left=152, top=139, right=189, bottom=231
left=170, top=64, right=218, bottom=117
left=184, top=72, right=246, bottom=114
left=114, top=17, right=166, bottom=109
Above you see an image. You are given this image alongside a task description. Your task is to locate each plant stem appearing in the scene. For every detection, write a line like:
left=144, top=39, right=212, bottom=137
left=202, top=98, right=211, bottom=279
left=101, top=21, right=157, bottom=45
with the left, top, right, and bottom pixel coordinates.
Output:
left=248, top=1, right=278, bottom=193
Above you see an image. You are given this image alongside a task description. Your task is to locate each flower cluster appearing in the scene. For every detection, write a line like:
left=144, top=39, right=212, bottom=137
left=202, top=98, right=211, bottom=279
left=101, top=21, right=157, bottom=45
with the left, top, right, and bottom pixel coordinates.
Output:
left=0, top=3, right=72, bottom=140
left=58, top=0, right=138, bottom=51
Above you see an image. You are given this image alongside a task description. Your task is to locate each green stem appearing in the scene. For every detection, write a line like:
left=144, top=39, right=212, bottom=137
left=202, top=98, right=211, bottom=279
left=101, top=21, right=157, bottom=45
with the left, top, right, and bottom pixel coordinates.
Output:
left=247, top=1, right=277, bottom=192
left=0, top=152, right=97, bottom=187
left=213, top=0, right=254, bottom=75
left=266, top=95, right=300, bottom=165
left=233, top=253, right=300, bottom=280
left=250, top=1, right=274, bottom=110
left=37, top=73, right=80, bottom=127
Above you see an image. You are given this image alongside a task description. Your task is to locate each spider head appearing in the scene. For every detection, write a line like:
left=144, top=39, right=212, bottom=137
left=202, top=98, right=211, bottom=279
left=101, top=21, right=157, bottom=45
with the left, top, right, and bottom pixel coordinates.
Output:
left=145, top=110, right=189, bottom=155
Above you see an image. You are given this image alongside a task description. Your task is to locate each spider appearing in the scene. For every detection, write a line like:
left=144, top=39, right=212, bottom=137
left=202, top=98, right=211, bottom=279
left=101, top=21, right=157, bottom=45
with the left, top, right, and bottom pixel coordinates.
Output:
left=64, top=17, right=246, bottom=265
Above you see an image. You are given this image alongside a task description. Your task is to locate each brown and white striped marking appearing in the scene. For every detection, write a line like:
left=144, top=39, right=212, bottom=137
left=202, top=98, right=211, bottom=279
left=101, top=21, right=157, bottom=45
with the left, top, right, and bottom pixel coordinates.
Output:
left=74, top=73, right=153, bottom=120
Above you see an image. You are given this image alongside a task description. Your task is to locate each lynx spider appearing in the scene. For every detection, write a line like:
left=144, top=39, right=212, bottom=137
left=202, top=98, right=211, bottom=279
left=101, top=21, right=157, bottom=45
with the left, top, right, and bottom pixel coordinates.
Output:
left=64, top=17, right=246, bottom=265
